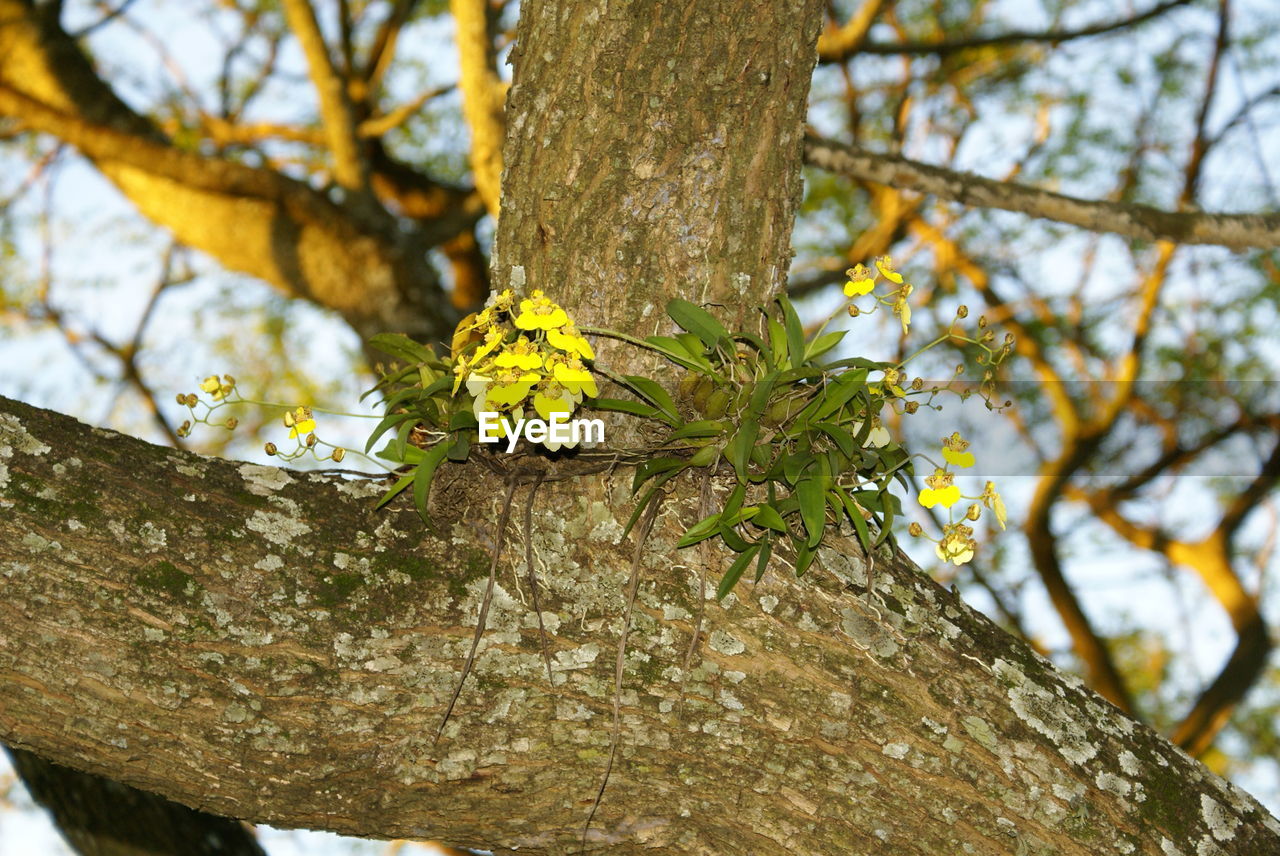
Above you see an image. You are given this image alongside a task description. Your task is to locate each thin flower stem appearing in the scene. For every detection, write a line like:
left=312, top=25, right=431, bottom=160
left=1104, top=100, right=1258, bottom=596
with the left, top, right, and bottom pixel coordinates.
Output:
left=577, top=325, right=664, bottom=353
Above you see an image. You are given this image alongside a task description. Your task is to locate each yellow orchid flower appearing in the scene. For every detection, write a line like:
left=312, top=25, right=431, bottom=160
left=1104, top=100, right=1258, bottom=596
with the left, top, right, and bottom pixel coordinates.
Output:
left=893, top=293, right=911, bottom=336
left=546, top=323, right=595, bottom=360
left=452, top=355, right=472, bottom=394
left=551, top=358, right=598, bottom=400
left=844, top=264, right=875, bottom=297
left=493, top=335, right=544, bottom=371
left=935, top=523, right=976, bottom=565
left=286, top=406, right=315, bottom=439
left=941, top=431, right=975, bottom=468
left=471, top=327, right=505, bottom=365
left=853, top=419, right=891, bottom=448
left=981, top=481, right=1007, bottom=530
left=485, top=371, right=540, bottom=409
left=919, top=468, right=960, bottom=509
left=515, top=290, right=570, bottom=331
left=488, top=288, right=516, bottom=312
left=875, top=255, right=904, bottom=284
left=533, top=386, right=575, bottom=421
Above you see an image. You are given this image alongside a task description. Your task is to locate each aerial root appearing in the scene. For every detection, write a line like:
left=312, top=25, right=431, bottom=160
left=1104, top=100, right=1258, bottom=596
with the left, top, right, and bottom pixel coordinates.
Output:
left=433, top=476, right=520, bottom=745
left=580, top=488, right=663, bottom=852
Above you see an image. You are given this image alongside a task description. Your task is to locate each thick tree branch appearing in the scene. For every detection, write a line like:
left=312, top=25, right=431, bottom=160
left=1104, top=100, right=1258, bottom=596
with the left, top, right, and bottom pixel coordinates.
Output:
left=815, top=0, right=886, bottom=65
left=281, top=0, right=370, bottom=192
left=0, top=0, right=456, bottom=342
left=819, top=0, right=1196, bottom=62
left=3, top=396, right=1280, bottom=854
left=803, top=134, right=1280, bottom=250
left=450, top=0, right=506, bottom=216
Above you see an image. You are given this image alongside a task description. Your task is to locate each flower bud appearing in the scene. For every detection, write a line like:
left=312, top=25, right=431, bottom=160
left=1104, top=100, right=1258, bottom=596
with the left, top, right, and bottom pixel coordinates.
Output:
left=908, top=522, right=924, bottom=537
left=306, top=433, right=318, bottom=447
left=332, top=447, right=346, bottom=463
left=847, top=305, right=860, bottom=317
left=911, top=376, right=924, bottom=391
left=966, top=504, right=982, bottom=521
left=904, top=401, right=919, bottom=414
left=265, top=442, right=278, bottom=456
left=176, top=393, right=187, bottom=405
left=978, top=315, right=988, bottom=328
left=956, top=305, right=968, bottom=318
left=225, top=417, right=238, bottom=430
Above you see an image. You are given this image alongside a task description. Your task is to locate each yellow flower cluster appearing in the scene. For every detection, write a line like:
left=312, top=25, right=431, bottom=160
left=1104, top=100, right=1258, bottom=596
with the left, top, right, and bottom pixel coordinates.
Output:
left=843, top=256, right=913, bottom=335
left=452, top=288, right=597, bottom=450
left=911, top=431, right=1006, bottom=566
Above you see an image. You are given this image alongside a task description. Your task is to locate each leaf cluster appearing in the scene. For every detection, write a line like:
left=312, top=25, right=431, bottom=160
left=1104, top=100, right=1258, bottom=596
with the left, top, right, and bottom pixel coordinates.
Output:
left=606, top=297, right=912, bottom=599
left=361, top=333, right=478, bottom=520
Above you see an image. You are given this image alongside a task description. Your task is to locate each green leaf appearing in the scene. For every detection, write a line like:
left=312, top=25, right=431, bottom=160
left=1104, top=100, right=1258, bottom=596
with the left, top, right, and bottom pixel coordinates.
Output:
left=727, top=421, right=760, bottom=481
left=368, top=332, right=434, bottom=364
left=718, top=522, right=753, bottom=553
left=835, top=488, right=873, bottom=553
left=678, top=511, right=724, bottom=548
left=374, top=471, right=415, bottom=510
left=717, top=543, right=762, bottom=600
left=778, top=294, right=805, bottom=369
left=667, top=298, right=730, bottom=349
left=622, top=375, right=680, bottom=422
left=688, top=443, right=721, bottom=468
left=753, top=539, right=773, bottom=582
left=747, top=371, right=779, bottom=420
left=377, top=442, right=426, bottom=464
left=796, top=476, right=827, bottom=549
left=631, top=456, right=686, bottom=492
left=447, top=430, right=471, bottom=462
left=622, top=484, right=663, bottom=540
left=668, top=420, right=729, bottom=441
left=812, top=369, right=868, bottom=421
left=794, top=542, right=817, bottom=576
left=875, top=501, right=894, bottom=548
left=591, top=397, right=663, bottom=420
left=646, top=335, right=711, bottom=371
left=410, top=441, right=453, bottom=521
left=365, top=411, right=412, bottom=454
left=734, top=331, right=769, bottom=355
left=804, top=329, right=847, bottom=363
left=676, top=333, right=709, bottom=361
left=448, top=410, right=479, bottom=431
left=393, top=418, right=415, bottom=461
left=722, top=483, right=747, bottom=520
left=783, top=451, right=815, bottom=485
left=751, top=503, right=787, bottom=532
left=814, top=421, right=854, bottom=459
left=767, top=318, right=789, bottom=368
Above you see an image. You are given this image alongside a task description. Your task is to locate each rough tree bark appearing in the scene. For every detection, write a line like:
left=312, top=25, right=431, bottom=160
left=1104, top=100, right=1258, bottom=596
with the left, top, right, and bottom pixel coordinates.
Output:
left=3, top=399, right=1279, bottom=855
left=2, top=0, right=1279, bottom=853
